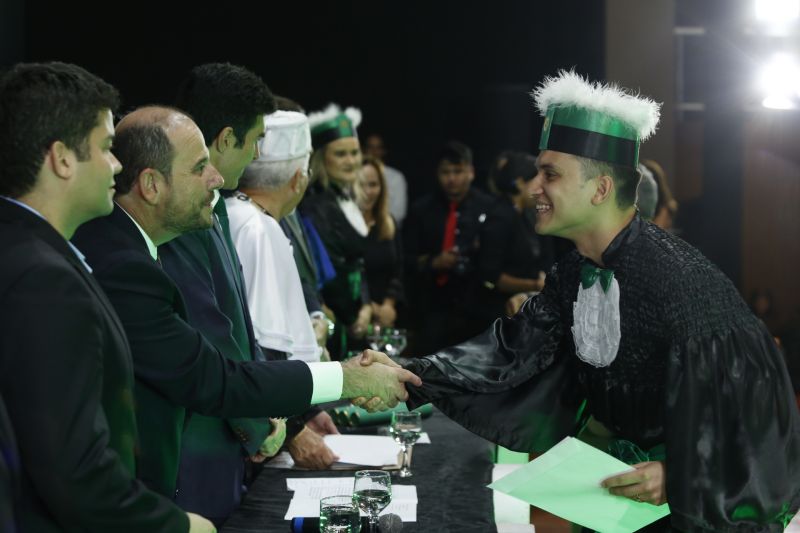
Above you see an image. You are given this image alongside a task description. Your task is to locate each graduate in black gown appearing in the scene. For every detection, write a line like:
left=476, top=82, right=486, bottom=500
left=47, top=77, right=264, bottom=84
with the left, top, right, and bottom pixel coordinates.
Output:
left=401, top=71, right=800, bottom=531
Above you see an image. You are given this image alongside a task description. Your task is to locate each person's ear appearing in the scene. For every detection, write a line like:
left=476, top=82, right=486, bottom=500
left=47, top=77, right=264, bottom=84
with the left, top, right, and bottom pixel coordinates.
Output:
left=212, top=127, right=236, bottom=155
left=136, top=168, right=168, bottom=205
left=289, top=168, right=303, bottom=193
left=47, top=140, right=78, bottom=180
left=591, top=175, right=614, bottom=205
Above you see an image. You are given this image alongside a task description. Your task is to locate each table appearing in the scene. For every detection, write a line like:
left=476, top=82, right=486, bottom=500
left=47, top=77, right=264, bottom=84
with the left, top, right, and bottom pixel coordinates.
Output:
left=221, top=410, right=498, bottom=532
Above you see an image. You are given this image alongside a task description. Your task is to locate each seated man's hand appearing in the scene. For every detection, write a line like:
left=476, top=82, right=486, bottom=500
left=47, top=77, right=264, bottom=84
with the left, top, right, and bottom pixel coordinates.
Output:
left=250, top=418, right=287, bottom=463
left=307, top=410, right=339, bottom=436
left=287, top=426, right=339, bottom=469
left=319, top=346, right=331, bottom=362
left=374, top=300, right=397, bottom=327
left=311, top=315, right=330, bottom=345
left=349, top=304, right=373, bottom=339
left=341, top=350, right=422, bottom=412
left=187, top=512, right=217, bottom=533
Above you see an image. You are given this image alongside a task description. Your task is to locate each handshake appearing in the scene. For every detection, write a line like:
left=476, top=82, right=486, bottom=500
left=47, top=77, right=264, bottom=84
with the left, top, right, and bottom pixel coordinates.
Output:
left=341, top=350, right=422, bottom=412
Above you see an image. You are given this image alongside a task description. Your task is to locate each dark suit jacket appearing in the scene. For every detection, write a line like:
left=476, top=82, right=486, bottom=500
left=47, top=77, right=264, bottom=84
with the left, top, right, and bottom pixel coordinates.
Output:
left=72, top=205, right=313, bottom=497
left=160, top=199, right=271, bottom=518
left=0, top=394, right=19, bottom=533
left=280, top=212, right=322, bottom=313
left=0, top=200, right=187, bottom=532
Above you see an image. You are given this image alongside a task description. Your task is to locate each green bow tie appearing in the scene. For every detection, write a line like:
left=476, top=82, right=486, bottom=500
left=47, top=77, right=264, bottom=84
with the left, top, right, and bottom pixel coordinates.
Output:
left=580, top=263, right=615, bottom=293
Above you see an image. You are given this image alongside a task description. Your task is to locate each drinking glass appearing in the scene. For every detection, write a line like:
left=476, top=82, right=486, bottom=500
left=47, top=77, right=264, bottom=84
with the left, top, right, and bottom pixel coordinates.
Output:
left=390, top=410, right=422, bottom=478
left=352, top=470, right=391, bottom=531
left=366, top=324, right=384, bottom=351
left=319, top=495, right=360, bottom=533
left=383, top=328, right=407, bottom=357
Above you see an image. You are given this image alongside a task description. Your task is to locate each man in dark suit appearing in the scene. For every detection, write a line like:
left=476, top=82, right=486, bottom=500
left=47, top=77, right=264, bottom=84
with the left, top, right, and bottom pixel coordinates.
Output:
left=0, top=63, right=214, bottom=532
left=161, top=65, right=339, bottom=523
left=72, top=105, right=421, bottom=501
left=0, top=394, right=19, bottom=533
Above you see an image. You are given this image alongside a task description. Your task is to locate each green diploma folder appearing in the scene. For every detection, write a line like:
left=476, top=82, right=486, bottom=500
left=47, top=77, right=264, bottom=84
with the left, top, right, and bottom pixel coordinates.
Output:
left=489, top=437, right=670, bottom=533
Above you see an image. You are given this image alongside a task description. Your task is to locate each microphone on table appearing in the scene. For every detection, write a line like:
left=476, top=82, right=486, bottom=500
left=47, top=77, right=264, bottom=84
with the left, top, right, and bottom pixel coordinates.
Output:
left=289, top=513, right=403, bottom=532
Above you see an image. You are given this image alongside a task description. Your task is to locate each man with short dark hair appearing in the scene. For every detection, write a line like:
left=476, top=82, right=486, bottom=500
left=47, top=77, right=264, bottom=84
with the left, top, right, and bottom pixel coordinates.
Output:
left=0, top=63, right=214, bottom=533
left=162, top=65, right=335, bottom=521
left=403, top=72, right=800, bottom=531
left=72, top=105, right=418, bottom=507
left=404, top=140, right=509, bottom=352
left=164, top=64, right=278, bottom=521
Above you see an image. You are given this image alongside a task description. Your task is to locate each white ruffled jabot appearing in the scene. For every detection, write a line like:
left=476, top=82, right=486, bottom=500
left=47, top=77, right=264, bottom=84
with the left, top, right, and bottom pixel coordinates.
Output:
left=571, top=277, right=621, bottom=367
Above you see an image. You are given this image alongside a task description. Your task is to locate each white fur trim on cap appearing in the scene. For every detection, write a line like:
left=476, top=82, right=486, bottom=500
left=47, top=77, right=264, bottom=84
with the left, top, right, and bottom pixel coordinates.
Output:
left=532, top=70, right=661, bottom=141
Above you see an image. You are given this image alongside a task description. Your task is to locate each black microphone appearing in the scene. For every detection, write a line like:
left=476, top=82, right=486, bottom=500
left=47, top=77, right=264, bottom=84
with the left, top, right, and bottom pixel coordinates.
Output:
left=289, top=513, right=403, bottom=532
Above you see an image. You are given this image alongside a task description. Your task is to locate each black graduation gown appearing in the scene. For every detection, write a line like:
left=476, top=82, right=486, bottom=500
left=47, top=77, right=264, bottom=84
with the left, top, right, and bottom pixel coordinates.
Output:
left=404, top=215, right=800, bottom=532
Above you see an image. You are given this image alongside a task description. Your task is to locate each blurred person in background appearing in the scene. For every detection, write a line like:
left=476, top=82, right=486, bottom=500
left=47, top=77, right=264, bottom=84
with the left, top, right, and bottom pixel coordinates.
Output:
left=641, top=159, right=678, bottom=231
left=357, top=156, right=404, bottom=328
left=364, top=133, right=408, bottom=226
left=636, top=162, right=658, bottom=221
left=489, top=151, right=555, bottom=316
left=404, top=140, right=510, bottom=352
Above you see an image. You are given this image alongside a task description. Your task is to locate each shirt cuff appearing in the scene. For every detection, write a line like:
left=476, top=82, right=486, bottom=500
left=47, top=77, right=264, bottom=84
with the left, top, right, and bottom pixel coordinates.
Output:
left=306, top=361, right=343, bottom=404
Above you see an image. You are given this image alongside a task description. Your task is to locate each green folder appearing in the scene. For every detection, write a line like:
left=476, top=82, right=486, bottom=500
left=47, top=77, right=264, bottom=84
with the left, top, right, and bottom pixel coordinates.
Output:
left=489, top=437, right=670, bottom=533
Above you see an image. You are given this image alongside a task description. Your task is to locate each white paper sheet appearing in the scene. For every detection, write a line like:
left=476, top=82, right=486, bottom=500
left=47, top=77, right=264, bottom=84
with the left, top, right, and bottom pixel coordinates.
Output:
left=264, top=433, right=429, bottom=470
left=323, top=434, right=401, bottom=467
left=284, top=477, right=418, bottom=521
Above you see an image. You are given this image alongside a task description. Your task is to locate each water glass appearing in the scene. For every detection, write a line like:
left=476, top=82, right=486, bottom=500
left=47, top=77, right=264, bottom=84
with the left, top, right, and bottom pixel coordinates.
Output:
left=353, top=470, right=392, bottom=531
left=390, top=410, right=422, bottom=477
left=319, top=495, right=360, bottom=533
left=383, top=328, right=407, bottom=357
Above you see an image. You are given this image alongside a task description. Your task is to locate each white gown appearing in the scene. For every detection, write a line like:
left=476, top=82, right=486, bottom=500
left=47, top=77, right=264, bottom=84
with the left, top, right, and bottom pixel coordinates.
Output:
left=226, top=196, right=322, bottom=362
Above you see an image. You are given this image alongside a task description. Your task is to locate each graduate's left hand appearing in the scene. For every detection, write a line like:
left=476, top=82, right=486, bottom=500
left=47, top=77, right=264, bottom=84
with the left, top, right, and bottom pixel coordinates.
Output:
left=601, top=461, right=667, bottom=505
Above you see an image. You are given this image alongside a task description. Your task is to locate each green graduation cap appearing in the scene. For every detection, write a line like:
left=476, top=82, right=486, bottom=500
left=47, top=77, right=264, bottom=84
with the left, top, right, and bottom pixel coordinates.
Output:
left=532, top=71, right=661, bottom=168
left=307, top=103, right=362, bottom=149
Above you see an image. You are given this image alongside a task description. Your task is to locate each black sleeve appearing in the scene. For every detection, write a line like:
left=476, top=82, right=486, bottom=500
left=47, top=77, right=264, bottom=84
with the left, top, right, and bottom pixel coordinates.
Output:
left=402, top=266, right=580, bottom=452
left=662, top=266, right=800, bottom=531
left=0, top=394, right=19, bottom=533
left=301, top=279, right=323, bottom=314
left=161, top=232, right=271, bottom=457
left=97, top=256, right=314, bottom=418
left=0, top=265, right=188, bottom=533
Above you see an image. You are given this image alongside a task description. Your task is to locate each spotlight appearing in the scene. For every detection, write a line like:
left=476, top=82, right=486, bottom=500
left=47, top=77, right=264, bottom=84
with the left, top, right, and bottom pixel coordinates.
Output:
left=755, top=0, right=800, bottom=34
left=759, top=52, right=800, bottom=109
left=756, top=0, right=800, bottom=23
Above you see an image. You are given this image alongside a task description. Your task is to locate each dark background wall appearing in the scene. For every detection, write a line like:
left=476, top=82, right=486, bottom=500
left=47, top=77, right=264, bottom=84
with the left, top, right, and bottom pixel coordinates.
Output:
left=9, top=0, right=604, bottom=199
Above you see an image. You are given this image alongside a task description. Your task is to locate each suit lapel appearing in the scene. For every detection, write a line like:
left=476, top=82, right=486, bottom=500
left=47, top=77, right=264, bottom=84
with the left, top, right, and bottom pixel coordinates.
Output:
left=0, top=201, right=131, bottom=349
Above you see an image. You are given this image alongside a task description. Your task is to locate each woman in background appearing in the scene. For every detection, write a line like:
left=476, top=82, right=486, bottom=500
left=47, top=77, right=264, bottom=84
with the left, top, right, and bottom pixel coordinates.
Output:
left=301, top=104, right=371, bottom=357
left=357, top=156, right=404, bottom=328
